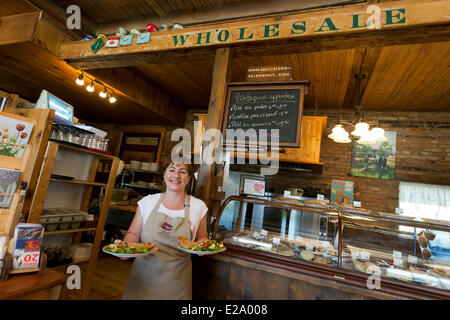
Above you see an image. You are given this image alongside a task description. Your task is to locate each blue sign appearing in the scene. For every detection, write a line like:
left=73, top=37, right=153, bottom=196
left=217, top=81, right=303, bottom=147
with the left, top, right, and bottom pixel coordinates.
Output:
left=120, top=35, right=134, bottom=46
left=136, top=32, right=151, bottom=44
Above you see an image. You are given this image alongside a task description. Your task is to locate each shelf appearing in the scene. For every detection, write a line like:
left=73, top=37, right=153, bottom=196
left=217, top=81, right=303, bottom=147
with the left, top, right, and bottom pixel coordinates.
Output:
left=44, top=228, right=97, bottom=235
left=50, top=178, right=107, bottom=187
left=50, top=139, right=115, bottom=160
left=122, top=183, right=161, bottom=190
left=125, top=168, right=162, bottom=175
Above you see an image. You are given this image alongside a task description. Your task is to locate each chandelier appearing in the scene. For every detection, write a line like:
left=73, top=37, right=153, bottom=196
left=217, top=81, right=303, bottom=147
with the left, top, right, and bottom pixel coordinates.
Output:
left=328, top=105, right=387, bottom=144
left=328, top=74, right=386, bottom=144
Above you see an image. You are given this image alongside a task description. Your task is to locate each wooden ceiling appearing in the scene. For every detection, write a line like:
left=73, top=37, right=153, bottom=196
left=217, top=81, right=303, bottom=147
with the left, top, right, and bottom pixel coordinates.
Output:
left=48, top=0, right=245, bottom=24
left=126, top=41, right=450, bottom=112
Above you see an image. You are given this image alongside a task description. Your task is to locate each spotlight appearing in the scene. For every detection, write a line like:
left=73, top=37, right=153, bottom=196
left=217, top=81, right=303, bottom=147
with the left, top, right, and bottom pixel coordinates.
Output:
left=86, top=81, right=95, bottom=92
left=99, top=87, right=108, bottom=98
left=109, top=93, right=117, bottom=103
left=76, top=74, right=84, bottom=86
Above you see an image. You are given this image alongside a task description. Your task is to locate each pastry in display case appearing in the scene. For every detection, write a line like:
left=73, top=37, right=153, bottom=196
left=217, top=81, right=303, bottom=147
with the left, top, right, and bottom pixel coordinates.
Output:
left=215, top=195, right=341, bottom=268
left=340, top=209, right=450, bottom=292
left=212, top=195, right=450, bottom=298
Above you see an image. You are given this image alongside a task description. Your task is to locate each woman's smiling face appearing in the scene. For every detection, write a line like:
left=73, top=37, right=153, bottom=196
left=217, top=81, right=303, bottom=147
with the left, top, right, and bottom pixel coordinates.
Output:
left=164, top=162, right=190, bottom=192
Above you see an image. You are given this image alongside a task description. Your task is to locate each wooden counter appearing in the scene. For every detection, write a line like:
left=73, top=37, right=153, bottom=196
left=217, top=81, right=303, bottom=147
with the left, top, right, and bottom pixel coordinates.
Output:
left=192, top=246, right=450, bottom=300
left=0, top=269, right=68, bottom=300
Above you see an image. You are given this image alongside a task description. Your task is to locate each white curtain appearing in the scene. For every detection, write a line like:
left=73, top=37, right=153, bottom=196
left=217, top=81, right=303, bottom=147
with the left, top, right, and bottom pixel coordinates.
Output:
left=399, top=182, right=450, bottom=247
left=399, top=182, right=450, bottom=221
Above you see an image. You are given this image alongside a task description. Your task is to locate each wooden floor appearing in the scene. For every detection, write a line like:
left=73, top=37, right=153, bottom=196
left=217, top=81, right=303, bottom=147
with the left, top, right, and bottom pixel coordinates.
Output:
left=52, top=252, right=133, bottom=300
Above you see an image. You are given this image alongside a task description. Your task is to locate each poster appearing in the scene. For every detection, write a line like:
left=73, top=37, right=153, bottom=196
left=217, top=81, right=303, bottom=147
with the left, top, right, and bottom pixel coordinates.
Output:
left=330, top=180, right=354, bottom=206
left=351, top=131, right=397, bottom=179
left=0, top=114, right=34, bottom=158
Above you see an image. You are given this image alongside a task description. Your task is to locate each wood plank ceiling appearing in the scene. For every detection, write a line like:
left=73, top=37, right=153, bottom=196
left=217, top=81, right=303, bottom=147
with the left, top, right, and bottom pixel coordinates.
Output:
left=131, top=42, right=450, bottom=112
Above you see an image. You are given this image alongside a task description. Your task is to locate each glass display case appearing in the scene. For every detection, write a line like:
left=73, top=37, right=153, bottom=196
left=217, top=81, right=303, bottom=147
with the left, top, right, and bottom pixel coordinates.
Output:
left=339, top=207, right=450, bottom=292
left=212, top=195, right=342, bottom=268
left=212, top=195, right=450, bottom=298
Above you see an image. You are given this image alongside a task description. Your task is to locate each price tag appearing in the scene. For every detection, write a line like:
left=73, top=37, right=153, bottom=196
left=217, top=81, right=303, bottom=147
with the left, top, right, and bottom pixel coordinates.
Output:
left=360, top=251, right=370, bottom=261
left=393, top=251, right=402, bottom=259
left=395, top=208, right=404, bottom=214
left=306, top=244, right=314, bottom=251
left=261, top=229, right=268, bottom=236
left=253, top=231, right=260, bottom=239
left=394, top=258, right=403, bottom=268
left=351, top=252, right=360, bottom=260
left=317, top=194, right=325, bottom=201
left=353, top=201, right=361, bottom=208
left=272, top=237, right=280, bottom=245
left=284, top=190, right=291, bottom=197
left=408, top=255, right=418, bottom=264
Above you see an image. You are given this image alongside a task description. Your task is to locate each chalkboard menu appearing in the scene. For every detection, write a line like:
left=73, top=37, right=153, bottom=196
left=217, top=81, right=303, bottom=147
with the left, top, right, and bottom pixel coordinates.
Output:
left=222, top=81, right=309, bottom=148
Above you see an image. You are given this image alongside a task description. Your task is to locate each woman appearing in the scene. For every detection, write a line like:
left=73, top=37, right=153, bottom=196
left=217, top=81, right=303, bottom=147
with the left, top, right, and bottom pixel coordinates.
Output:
left=121, top=160, right=208, bottom=300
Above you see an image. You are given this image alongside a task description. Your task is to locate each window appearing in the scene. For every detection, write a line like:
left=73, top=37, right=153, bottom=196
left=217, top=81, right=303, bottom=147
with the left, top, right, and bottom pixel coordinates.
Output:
left=399, top=182, right=450, bottom=248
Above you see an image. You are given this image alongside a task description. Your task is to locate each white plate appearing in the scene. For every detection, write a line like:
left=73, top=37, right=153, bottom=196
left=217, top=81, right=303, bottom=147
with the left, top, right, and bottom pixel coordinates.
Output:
left=177, top=245, right=226, bottom=255
left=102, top=246, right=158, bottom=258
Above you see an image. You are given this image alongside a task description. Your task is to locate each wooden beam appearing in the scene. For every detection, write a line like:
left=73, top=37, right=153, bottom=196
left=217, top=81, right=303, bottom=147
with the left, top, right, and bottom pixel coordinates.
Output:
left=59, top=0, right=450, bottom=69
left=195, top=47, right=231, bottom=211
left=342, top=47, right=382, bottom=108
left=0, top=12, right=39, bottom=46
left=28, top=0, right=98, bottom=38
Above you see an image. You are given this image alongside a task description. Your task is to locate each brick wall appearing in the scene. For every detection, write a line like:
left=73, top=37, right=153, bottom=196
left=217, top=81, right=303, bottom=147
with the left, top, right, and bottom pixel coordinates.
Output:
left=265, top=109, right=450, bottom=213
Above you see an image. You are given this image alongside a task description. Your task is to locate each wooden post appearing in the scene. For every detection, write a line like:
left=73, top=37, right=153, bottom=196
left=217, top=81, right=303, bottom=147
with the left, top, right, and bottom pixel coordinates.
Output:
left=81, top=157, right=120, bottom=300
left=27, top=142, right=59, bottom=224
left=195, top=47, right=231, bottom=213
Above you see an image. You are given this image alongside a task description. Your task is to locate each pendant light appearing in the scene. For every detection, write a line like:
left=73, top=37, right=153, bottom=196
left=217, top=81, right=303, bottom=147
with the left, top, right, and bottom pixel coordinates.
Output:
left=351, top=122, right=370, bottom=137
left=370, top=127, right=387, bottom=141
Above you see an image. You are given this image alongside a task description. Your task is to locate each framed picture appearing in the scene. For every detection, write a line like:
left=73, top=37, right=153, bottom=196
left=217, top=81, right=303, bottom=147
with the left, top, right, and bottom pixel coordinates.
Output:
left=0, top=113, right=34, bottom=158
left=0, top=168, right=21, bottom=208
left=351, top=131, right=397, bottom=180
left=239, top=175, right=265, bottom=196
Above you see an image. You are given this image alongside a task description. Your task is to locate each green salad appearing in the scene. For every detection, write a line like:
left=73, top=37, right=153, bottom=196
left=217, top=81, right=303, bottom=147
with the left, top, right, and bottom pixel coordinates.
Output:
left=103, top=241, right=154, bottom=254
left=192, top=239, right=224, bottom=252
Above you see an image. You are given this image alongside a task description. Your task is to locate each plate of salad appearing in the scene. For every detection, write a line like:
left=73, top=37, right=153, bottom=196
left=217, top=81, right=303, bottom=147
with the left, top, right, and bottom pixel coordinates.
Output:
left=102, top=240, right=158, bottom=258
left=177, top=236, right=226, bottom=255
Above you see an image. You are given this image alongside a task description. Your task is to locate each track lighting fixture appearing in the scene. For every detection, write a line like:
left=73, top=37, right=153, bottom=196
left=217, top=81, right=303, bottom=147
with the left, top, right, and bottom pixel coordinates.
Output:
left=75, top=72, right=118, bottom=103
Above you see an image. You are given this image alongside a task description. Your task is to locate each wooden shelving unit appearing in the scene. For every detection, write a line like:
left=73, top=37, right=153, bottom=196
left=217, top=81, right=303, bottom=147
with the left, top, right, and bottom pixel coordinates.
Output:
left=28, top=140, right=119, bottom=300
left=45, top=228, right=97, bottom=235
left=0, top=111, right=35, bottom=251
left=49, top=179, right=107, bottom=187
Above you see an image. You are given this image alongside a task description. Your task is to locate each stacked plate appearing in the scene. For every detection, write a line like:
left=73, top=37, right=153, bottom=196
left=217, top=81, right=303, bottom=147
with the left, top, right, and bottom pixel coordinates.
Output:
left=130, top=161, right=141, bottom=170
